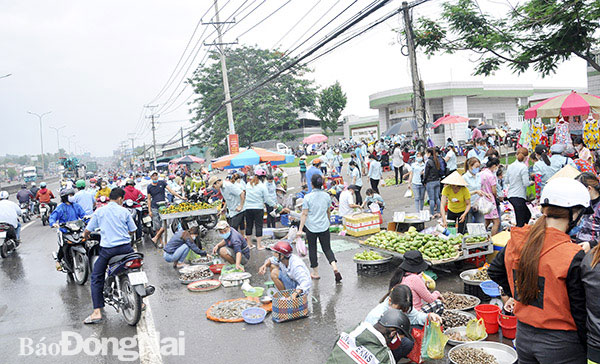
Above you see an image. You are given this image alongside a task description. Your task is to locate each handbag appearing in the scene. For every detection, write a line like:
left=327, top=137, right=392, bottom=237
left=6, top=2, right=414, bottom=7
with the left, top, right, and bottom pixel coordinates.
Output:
left=272, top=289, right=309, bottom=323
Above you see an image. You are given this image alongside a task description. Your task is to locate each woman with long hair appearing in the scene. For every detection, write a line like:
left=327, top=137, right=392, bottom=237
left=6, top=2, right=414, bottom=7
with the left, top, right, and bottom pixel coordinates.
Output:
left=575, top=172, right=600, bottom=253
left=506, top=147, right=532, bottom=227
left=243, top=168, right=275, bottom=250
left=423, top=148, right=442, bottom=218
left=480, top=157, right=501, bottom=235
left=582, top=243, right=600, bottom=364
left=407, top=152, right=426, bottom=213
left=443, top=143, right=458, bottom=176
left=463, top=157, right=491, bottom=224
left=489, top=178, right=589, bottom=364
left=532, top=144, right=553, bottom=189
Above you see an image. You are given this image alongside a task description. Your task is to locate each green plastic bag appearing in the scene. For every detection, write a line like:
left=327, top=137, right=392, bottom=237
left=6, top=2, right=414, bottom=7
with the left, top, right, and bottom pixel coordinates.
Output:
left=466, top=318, right=487, bottom=340
left=421, top=320, right=448, bottom=360
left=526, top=184, right=536, bottom=201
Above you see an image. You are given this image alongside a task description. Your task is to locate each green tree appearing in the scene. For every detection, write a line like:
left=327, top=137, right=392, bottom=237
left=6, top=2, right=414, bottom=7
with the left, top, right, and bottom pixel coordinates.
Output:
left=188, top=46, right=317, bottom=156
left=7, top=167, right=17, bottom=180
left=315, top=81, right=347, bottom=134
left=412, top=0, right=600, bottom=76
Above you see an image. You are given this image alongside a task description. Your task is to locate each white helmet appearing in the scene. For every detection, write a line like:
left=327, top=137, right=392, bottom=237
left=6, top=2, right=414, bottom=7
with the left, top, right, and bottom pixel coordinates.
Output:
left=0, top=191, right=8, bottom=200
left=540, top=177, right=590, bottom=208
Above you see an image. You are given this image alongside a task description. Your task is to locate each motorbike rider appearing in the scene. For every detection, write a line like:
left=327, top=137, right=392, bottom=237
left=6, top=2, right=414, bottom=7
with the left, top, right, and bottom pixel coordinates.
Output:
left=16, top=184, right=34, bottom=214
left=95, top=180, right=111, bottom=200
left=147, top=170, right=185, bottom=246
left=73, top=180, right=96, bottom=215
left=30, top=182, right=40, bottom=214
left=83, top=187, right=137, bottom=324
left=0, top=191, right=23, bottom=244
left=123, top=179, right=145, bottom=241
left=35, top=182, right=57, bottom=212
left=50, top=188, right=87, bottom=271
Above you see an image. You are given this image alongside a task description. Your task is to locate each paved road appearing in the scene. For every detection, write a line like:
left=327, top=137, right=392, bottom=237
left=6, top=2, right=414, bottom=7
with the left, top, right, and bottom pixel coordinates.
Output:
left=0, top=175, right=510, bottom=363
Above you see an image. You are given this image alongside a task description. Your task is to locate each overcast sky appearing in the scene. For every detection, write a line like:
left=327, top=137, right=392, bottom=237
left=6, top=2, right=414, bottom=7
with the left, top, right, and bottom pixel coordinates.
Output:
left=0, top=0, right=587, bottom=157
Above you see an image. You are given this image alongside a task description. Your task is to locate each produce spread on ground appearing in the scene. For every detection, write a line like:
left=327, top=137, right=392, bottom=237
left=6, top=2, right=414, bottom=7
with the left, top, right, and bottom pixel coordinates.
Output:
left=362, top=227, right=461, bottom=261
left=160, top=201, right=221, bottom=214
left=209, top=300, right=260, bottom=320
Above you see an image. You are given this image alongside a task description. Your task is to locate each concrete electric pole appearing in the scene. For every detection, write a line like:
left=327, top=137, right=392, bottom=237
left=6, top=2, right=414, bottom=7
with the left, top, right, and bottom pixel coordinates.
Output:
left=145, top=105, right=159, bottom=170
left=28, top=111, right=52, bottom=172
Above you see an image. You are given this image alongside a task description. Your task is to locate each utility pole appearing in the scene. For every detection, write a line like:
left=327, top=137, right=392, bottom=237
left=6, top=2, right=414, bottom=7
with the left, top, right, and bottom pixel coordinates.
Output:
left=28, top=111, right=52, bottom=172
left=204, top=0, right=238, bottom=153
left=145, top=105, right=159, bottom=170
left=402, top=1, right=428, bottom=143
left=128, top=134, right=136, bottom=170
left=180, top=127, right=185, bottom=150
left=49, top=125, right=66, bottom=156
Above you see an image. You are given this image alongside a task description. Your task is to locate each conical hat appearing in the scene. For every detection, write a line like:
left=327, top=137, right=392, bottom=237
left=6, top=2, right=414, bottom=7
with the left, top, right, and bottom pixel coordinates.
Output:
left=441, top=171, right=467, bottom=186
left=549, top=164, right=581, bottom=181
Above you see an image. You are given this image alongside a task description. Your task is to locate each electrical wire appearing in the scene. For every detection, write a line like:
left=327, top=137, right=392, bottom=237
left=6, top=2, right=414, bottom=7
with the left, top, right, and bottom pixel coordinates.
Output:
left=220, top=0, right=267, bottom=37
left=272, top=0, right=323, bottom=49
left=236, top=0, right=294, bottom=40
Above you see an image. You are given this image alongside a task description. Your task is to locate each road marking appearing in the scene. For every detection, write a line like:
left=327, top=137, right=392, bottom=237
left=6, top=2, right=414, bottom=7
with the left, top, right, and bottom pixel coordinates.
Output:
left=136, top=300, right=163, bottom=364
left=21, top=221, right=35, bottom=231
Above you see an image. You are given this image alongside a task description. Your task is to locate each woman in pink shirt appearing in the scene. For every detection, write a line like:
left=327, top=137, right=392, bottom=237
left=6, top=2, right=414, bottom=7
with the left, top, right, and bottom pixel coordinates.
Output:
left=480, top=157, right=501, bottom=235
left=393, top=250, right=444, bottom=314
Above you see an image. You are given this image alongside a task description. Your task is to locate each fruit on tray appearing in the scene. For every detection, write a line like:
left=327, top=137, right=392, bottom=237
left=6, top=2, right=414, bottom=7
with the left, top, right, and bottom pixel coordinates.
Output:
left=161, top=201, right=221, bottom=214
left=353, top=250, right=385, bottom=261
left=464, top=235, right=488, bottom=244
left=363, top=227, right=461, bottom=261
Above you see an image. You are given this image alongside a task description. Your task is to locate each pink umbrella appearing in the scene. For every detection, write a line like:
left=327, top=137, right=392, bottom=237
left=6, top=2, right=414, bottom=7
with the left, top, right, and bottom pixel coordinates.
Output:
left=524, top=91, right=600, bottom=119
left=170, top=155, right=205, bottom=164
left=303, top=133, right=328, bottom=144
left=432, top=114, right=469, bottom=129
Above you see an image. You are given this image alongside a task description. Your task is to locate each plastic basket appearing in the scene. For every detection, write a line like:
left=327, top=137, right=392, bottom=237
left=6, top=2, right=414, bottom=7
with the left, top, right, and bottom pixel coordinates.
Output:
left=272, top=289, right=309, bottom=323
left=480, top=280, right=501, bottom=297
left=356, top=261, right=390, bottom=276
left=242, top=307, right=267, bottom=324
left=463, top=282, right=491, bottom=301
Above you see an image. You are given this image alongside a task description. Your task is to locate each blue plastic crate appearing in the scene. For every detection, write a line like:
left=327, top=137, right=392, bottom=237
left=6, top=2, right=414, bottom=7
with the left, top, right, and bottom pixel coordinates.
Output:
left=280, top=214, right=290, bottom=227
left=330, top=215, right=342, bottom=224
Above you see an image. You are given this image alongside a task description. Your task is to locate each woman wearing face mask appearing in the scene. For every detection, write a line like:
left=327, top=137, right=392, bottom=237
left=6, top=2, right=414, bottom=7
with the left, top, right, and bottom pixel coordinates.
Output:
left=506, top=147, right=533, bottom=227
left=480, top=158, right=501, bottom=235
left=574, top=137, right=592, bottom=164
left=349, top=160, right=363, bottom=205
left=488, top=178, right=589, bottom=364
left=49, top=188, right=87, bottom=271
left=95, top=181, right=111, bottom=199
left=463, top=157, right=491, bottom=224
left=407, top=152, right=426, bottom=213
left=575, top=172, right=600, bottom=253
left=163, top=226, right=207, bottom=269
left=243, top=168, right=276, bottom=250
left=423, top=148, right=442, bottom=218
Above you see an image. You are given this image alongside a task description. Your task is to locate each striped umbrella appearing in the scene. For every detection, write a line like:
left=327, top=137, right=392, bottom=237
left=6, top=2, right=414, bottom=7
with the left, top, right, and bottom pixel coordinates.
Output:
left=211, top=147, right=291, bottom=169
left=524, top=91, right=600, bottom=119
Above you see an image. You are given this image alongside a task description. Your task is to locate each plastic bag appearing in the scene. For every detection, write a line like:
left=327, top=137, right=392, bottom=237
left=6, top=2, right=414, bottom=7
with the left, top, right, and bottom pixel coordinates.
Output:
left=421, top=320, right=448, bottom=360
left=466, top=318, right=487, bottom=341
left=475, top=196, right=494, bottom=215
left=404, top=189, right=413, bottom=198
left=407, top=327, right=424, bottom=364
left=295, top=237, right=307, bottom=256
left=421, top=272, right=436, bottom=291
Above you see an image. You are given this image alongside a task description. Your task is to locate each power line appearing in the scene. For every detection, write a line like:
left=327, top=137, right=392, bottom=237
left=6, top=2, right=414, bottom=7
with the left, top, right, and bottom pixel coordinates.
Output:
left=272, top=0, right=323, bottom=49
left=220, top=0, right=267, bottom=37
left=236, top=0, right=294, bottom=40
left=147, top=3, right=214, bottom=105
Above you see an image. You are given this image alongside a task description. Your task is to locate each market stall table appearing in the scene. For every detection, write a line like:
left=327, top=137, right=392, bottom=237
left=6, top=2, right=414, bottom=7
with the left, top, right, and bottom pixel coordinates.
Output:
left=159, top=208, right=219, bottom=244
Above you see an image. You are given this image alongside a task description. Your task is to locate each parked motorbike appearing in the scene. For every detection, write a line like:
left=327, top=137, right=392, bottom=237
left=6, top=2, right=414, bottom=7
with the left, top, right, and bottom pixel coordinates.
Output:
left=140, top=201, right=154, bottom=241
left=96, top=195, right=109, bottom=209
left=0, top=223, right=18, bottom=258
left=40, top=203, right=50, bottom=226
left=93, top=246, right=155, bottom=326
left=123, top=199, right=142, bottom=245
left=20, top=203, right=31, bottom=223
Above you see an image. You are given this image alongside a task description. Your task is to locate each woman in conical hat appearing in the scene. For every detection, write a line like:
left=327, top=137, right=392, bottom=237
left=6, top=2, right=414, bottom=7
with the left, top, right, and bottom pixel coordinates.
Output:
left=440, top=171, right=471, bottom=234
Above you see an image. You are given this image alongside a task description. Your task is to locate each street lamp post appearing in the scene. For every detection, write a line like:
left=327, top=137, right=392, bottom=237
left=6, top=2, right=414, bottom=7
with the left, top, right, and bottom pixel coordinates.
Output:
left=66, top=135, right=75, bottom=156
left=49, top=125, right=66, bottom=156
left=0, top=74, right=11, bottom=79
left=28, top=111, right=52, bottom=172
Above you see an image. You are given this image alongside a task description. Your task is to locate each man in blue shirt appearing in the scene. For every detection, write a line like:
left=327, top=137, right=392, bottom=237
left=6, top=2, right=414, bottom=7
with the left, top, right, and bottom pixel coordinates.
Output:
left=368, top=154, right=383, bottom=194
left=305, top=159, right=323, bottom=193
left=73, top=179, right=96, bottom=215
left=83, top=187, right=137, bottom=324
left=163, top=226, right=207, bottom=269
left=147, top=171, right=184, bottom=246
left=211, top=220, right=250, bottom=271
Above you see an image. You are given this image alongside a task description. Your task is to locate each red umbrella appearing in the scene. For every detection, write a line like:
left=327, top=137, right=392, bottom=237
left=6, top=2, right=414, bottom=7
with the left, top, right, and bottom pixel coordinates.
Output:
left=303, top=133, right=328, bottom=144
left=524, top=91, right=600, bottom=119
left=432, top=114, right=469, bottom=129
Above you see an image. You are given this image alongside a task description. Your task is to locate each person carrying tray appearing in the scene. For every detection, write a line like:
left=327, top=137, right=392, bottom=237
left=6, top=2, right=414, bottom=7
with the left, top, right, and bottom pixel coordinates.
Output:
left=258, top=241, right=311, bottom=299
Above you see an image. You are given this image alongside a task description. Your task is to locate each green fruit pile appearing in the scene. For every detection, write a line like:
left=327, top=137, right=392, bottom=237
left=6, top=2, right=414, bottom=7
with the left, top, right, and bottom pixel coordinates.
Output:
left=353, top=250, right=385, bottom=261
left=464, top=235, right=487, bottom=244
left=363, top=226, right=461, bottom=261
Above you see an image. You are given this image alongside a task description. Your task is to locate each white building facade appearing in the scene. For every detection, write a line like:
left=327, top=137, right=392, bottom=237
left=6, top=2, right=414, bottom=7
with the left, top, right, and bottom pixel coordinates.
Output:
left=367, top=82, right=569, bottom=146
left=588, top=52, right=600, bottom=96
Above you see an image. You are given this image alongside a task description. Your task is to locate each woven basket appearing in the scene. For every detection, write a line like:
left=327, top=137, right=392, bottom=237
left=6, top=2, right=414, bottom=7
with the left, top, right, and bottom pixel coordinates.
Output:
left=271, top=289, right=309, bottom=323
